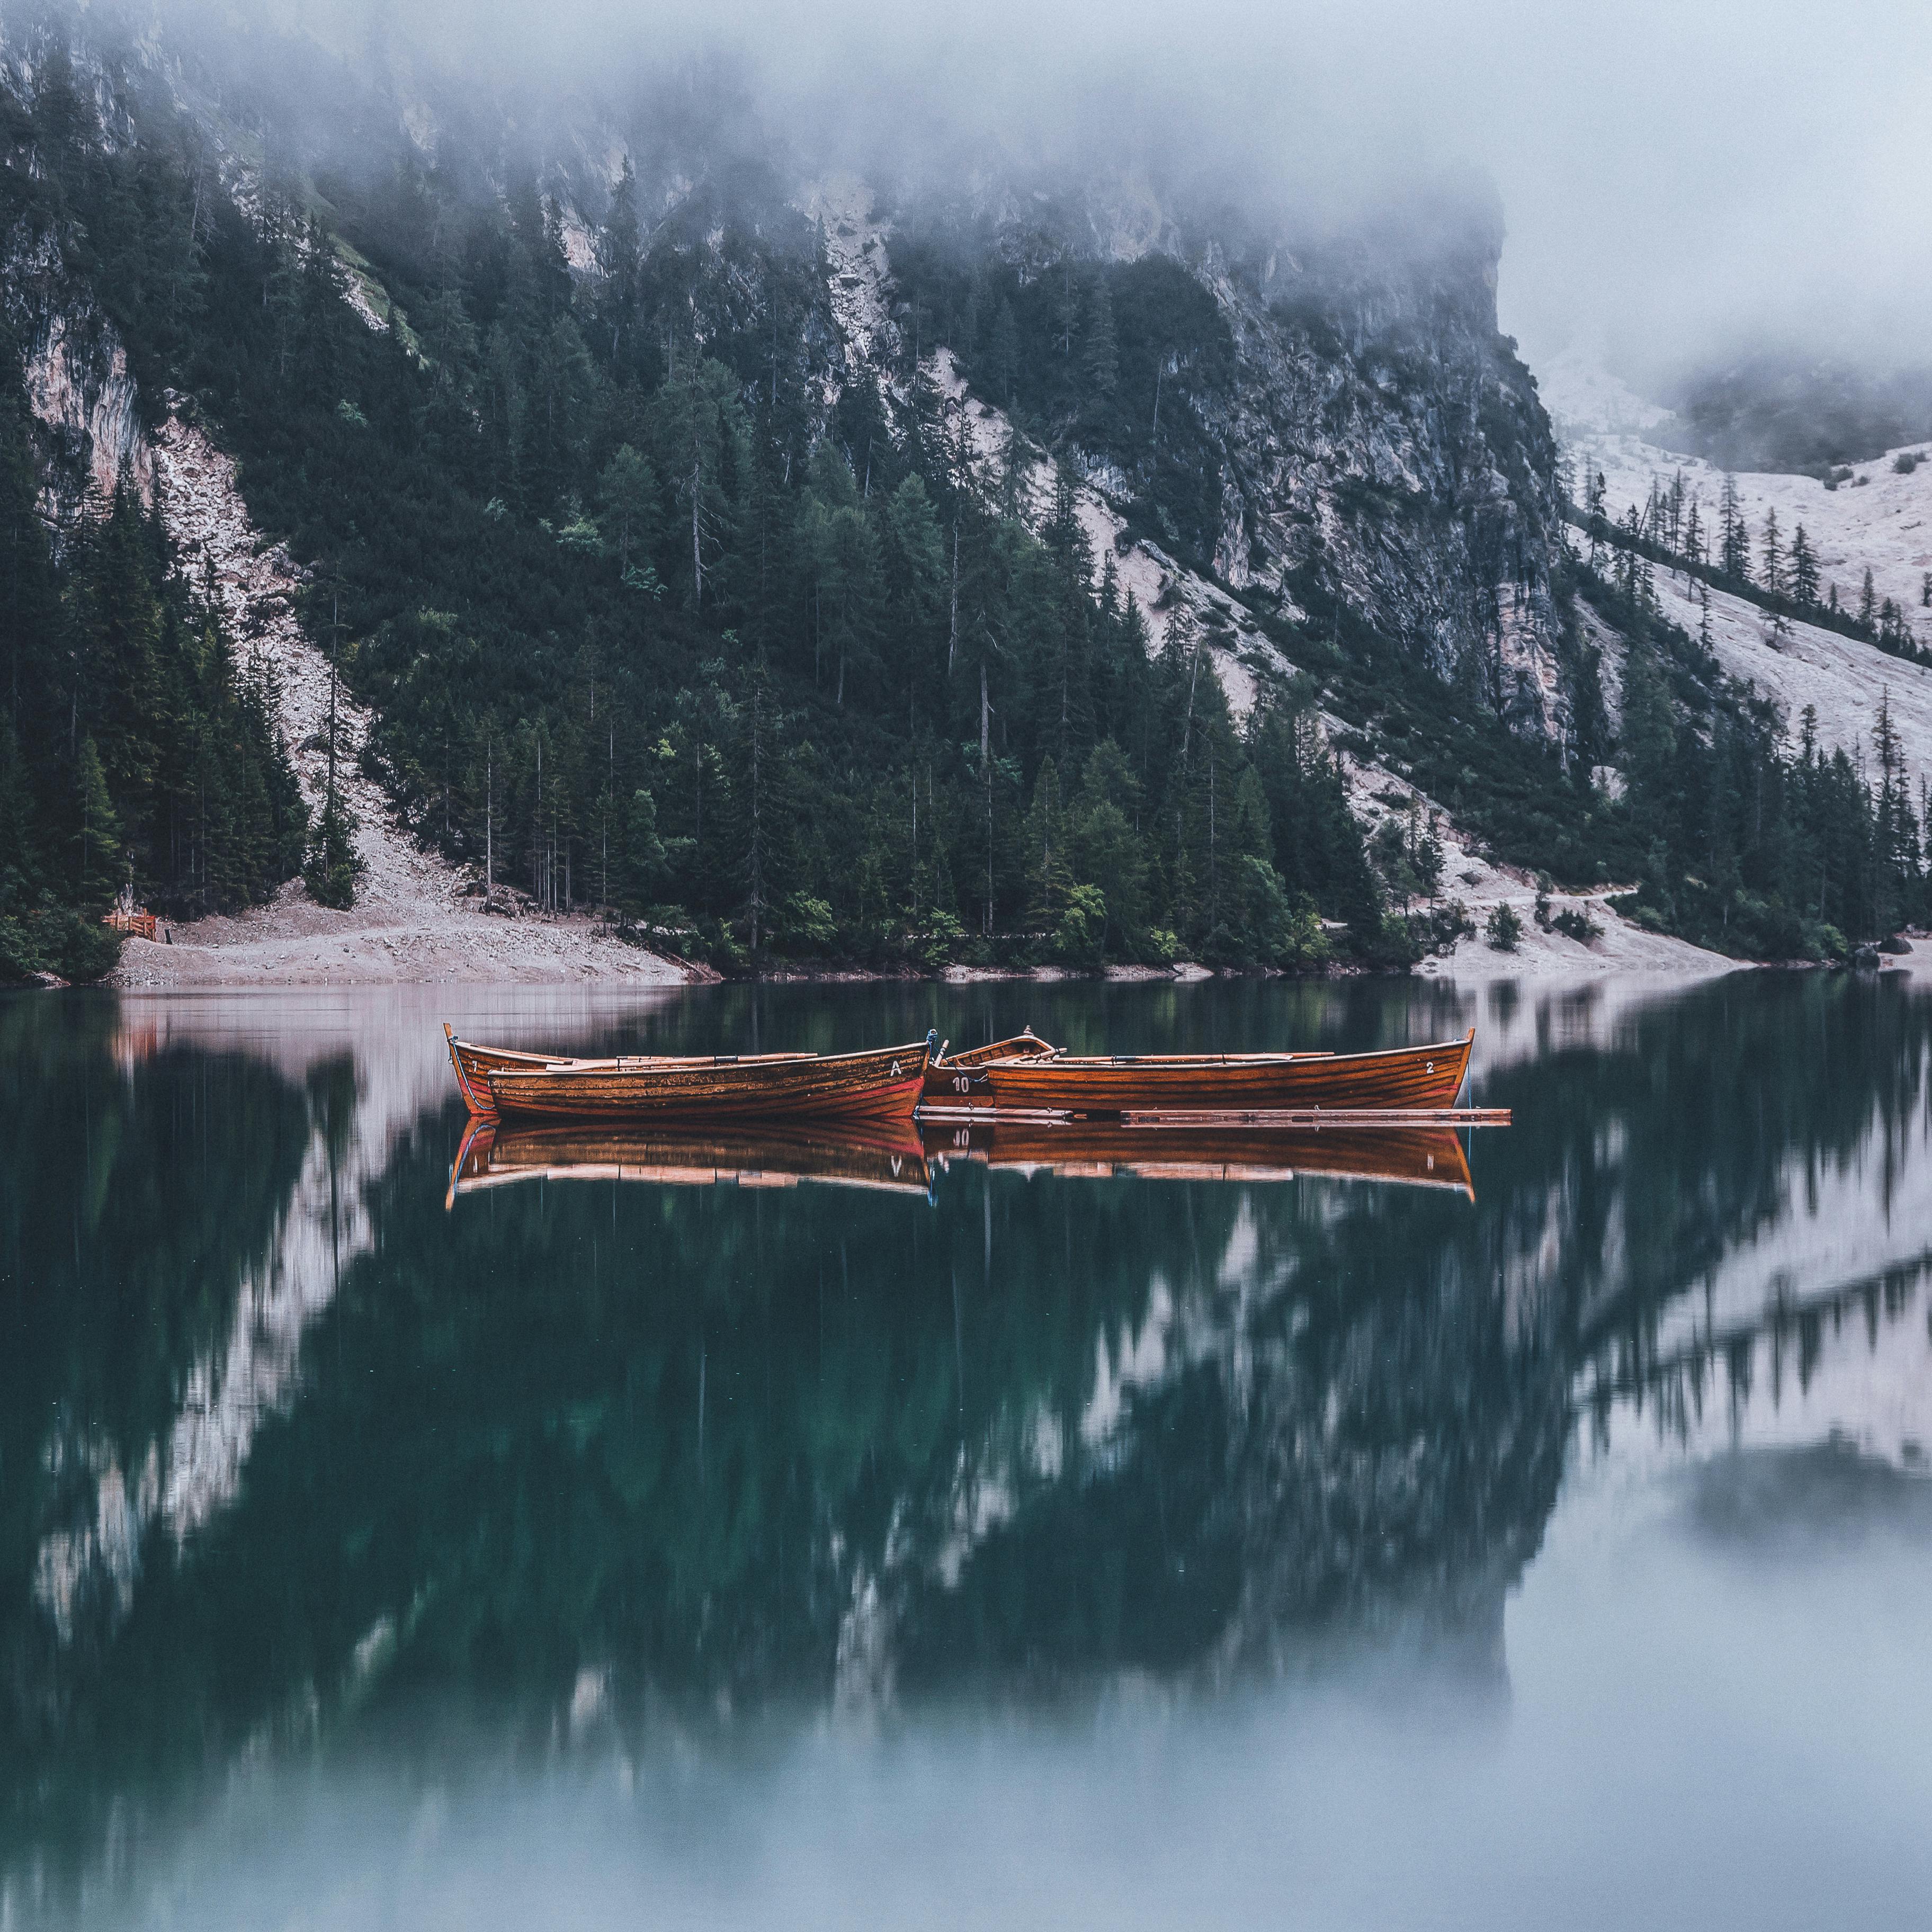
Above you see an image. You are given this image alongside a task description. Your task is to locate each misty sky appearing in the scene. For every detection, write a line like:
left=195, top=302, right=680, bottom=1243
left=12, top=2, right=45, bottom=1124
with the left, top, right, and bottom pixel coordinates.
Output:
left=251, top=0, right=1932, bottom=384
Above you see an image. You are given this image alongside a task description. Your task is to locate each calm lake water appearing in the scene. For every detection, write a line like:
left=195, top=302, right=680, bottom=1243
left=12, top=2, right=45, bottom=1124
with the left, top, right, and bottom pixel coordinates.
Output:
left=5, top=973, right=1932, bottom=1930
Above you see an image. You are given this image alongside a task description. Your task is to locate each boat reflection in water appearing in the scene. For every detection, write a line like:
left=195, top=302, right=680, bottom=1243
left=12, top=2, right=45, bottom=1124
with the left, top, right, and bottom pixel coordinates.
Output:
left=922, top=1115, right=1476, bottom=1197
left=446, top=1111, right=934, bottom=1204
left=448, top=1114, right=1477, bottom=1204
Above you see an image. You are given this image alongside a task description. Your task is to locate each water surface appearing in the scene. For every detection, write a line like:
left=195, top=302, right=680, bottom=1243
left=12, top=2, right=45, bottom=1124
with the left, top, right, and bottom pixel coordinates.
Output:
left=5, top=974, right=1931, bottom=1929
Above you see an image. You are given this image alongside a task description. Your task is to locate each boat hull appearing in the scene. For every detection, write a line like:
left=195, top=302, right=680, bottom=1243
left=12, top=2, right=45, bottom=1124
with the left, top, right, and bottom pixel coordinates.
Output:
left=446, top=1030, right=570, bottom=1114
left=976, top=1031, right=1473, bottom=1117
left=483, top=1040, right=931, bottom=1122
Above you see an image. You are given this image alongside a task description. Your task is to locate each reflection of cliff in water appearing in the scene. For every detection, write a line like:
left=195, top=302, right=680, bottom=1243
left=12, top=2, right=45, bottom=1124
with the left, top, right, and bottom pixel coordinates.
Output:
left=1560, top=978, right=1932, bottom=1479
left=1, top=1061, right=1561, bottom=1892
left=10, top=973, right=1932, bottom=1907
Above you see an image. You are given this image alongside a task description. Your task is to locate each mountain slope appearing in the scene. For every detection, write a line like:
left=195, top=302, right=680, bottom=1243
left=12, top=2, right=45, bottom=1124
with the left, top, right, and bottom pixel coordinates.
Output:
left=2, top=6, right=1924, bottom=974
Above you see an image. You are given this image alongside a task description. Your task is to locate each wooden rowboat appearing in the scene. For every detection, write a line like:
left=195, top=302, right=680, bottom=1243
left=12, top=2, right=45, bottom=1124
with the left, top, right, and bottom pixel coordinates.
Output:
left=482, top=1037, right=933, bottom=1123
left=444, top=1023, right=831, bottom=1117
left=446, top=1113, right=931, bottom=1207
left=922, top=1028, right=1056, bottom=1103
left=965, top=1028, right=1475, bottom=1119
left=922, top=1117, right=1475, bottom=1196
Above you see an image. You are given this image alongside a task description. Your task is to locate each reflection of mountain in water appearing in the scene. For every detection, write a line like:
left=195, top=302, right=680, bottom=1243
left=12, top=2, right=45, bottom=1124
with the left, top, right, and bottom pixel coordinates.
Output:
left=7, top=973, right=1932, bottom=1906
left=1569, top=977, right=1932, bottom=1478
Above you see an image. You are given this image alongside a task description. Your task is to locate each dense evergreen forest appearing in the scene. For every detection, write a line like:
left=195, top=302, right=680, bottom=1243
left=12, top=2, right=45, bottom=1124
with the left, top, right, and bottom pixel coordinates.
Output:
left=1, top=39, right=1925, bottom=978
left=0, top=431, right=308, bottom=980
left=1569, top=548, right=1927, bottom=957
left=1, top=59, right=309, bottom=980
left=3, top=46, right=1405, bottom=976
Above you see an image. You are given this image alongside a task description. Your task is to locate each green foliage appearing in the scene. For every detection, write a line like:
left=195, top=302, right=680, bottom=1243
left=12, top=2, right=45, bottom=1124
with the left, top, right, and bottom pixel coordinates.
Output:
left=1484, top=902, right=1523, bottom=951
left=71, top=739, right=122, bottom=913
left=0, top=43, right=1405, bottom=973
left=1576, top=556, right=1924, bottom=955
left=776, top=892, right=837, bottom=954
left=0, top=410, right=307, bottom=923
left=0, top=908, right=122, bottom=983
left=891, top=241, right=1236, bottom=564
left=1412, top=898, right=1474, bottom=958
left=1052, top=883, right=1107, bottom=967
left=1550, top=905, right=1603, bottom=944
left=303, top=794, right=363, bottom=909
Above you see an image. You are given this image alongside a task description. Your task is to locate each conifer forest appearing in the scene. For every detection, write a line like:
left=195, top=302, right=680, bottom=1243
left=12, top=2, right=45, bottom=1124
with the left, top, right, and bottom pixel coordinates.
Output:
left=2, top=26, right=1926, bottom=980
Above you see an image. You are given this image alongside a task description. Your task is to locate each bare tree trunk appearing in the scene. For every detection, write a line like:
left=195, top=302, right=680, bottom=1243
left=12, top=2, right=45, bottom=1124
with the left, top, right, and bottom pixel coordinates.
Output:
left=947, top=522, right=959, bottom=676
left=691, top=458, right=703, bottom=609
left=749, top=686, right=762, bottom=958
left=981, top=660, right=992, bottom=937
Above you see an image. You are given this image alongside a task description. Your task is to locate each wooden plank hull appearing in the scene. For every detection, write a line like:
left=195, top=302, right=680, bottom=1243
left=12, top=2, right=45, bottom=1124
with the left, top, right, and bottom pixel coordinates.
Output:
left=445, top=1025, right=821, bottom=1117
left=923, top=1118, right=1474, bottom=1195
left=976, top=1030, right=1474, bottom=1116
left=484, top=1039, right=931, bottom=1122
left=448, top=1114, right=930, bottom=1204
left=445, top=1030, right=569, bottom=1114
left=922, top=1031, right=1056, bottom=1102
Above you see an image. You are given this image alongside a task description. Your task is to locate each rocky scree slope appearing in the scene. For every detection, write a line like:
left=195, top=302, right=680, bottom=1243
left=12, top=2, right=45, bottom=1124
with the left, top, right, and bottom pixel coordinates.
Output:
left=0, top=197, right=687, bottom=982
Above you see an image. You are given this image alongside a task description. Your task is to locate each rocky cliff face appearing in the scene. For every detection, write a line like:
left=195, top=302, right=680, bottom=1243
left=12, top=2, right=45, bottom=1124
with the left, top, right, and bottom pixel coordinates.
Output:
left=1200, top=222, right=1567, bottom=737
left=863, top=174, right=1571, bottom=740
left=3, top=8, right=1574, bottom=771
left=1, top=225, right=153, bottom=523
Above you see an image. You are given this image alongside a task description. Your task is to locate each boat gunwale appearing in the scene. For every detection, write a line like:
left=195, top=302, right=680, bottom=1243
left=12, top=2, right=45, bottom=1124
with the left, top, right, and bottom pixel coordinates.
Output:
left=489, top=1037, right=933, bottom=1083
left=1008, top=1032, right=1468, bottom=1070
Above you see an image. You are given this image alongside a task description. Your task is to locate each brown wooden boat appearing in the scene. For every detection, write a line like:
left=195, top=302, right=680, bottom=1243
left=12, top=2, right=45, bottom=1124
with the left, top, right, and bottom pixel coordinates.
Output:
left=922, top=1117, right=1474, bottom=1195
left=444, top=1023, right=851, bottom=1118
left=967, top=1028, right=1475, bottom=1118
left=481, top=1037, right=932, bottom=1122
left=922, top=1028, right=1056, bottom=1103
left=446, top=1113, right=931, bottom=1206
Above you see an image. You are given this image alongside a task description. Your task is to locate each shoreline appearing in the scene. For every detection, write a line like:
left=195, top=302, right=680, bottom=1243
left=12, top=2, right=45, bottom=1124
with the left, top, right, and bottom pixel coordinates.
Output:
left=59, top=928, right=1754, bottom=992
left=39, top=888, right=1929, bottom=996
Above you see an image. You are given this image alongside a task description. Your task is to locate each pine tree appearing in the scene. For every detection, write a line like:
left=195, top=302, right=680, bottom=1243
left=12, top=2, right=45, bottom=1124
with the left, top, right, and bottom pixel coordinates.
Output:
left=1024, top=756, right=1070, bottom=925
left=987, top=299, right=1019, bottom=409
left=1719, top=473, right=1750, bottom=582
left=1859, top=567, right=1878, bottom=632
left=72, top=736, right=121, bottom=911
left=1082, top=276, right=1119, bottom=408
left=1789, top=522, right=1819, bottom=607
left=1759, top=508, right=1784, bottom=600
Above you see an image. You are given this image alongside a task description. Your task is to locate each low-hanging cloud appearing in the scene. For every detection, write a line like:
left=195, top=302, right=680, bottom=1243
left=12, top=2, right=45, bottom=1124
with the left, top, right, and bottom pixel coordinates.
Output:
left=170, top=0, right=1932, bottom=388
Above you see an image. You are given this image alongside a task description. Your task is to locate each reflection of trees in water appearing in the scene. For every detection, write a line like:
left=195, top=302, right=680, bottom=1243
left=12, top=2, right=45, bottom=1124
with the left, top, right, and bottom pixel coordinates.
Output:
left=1582, top=1253, right=1932, bottom=1468
left=514, top=972, right=1477, bottom=1068
left=10, top=971, right=1932, bottom=1900
left=1534, top=978, right=1932, bottom=1466
left=0, top=1004, right=350, bottom=1871
left=0, top=1004, right=321, bottom=1644
left=7, top=1108, right=1561, bottom=1798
